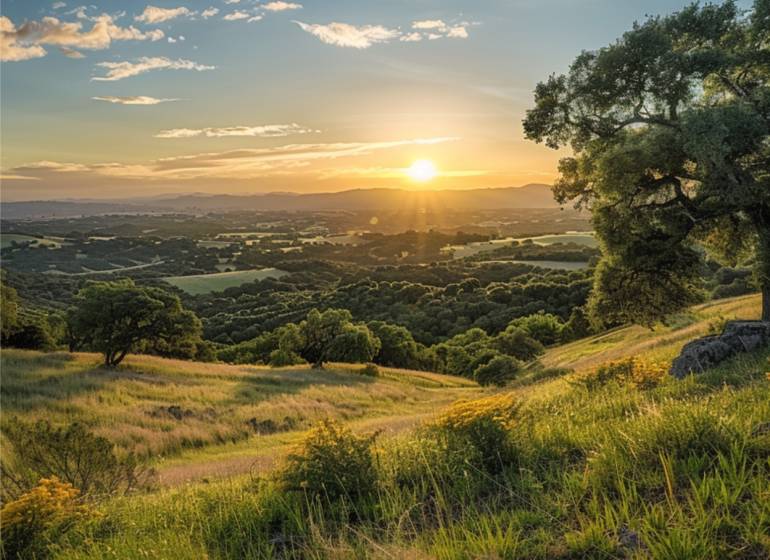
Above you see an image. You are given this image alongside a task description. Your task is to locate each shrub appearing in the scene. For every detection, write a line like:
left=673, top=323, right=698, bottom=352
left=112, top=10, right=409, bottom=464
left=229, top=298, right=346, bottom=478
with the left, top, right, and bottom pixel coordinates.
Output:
left=1, top=420, right=154, bottom=501
left=359, top=363, right=380, bottom=377
left=433, top=393, right=518, bottom=472
left=473, top=354, right=521, bottom=386
left=279, top=420, right=378, bottom=502
left=572, top=357, right=668, bottom=390
left=0, top=477, right=91, bottom=559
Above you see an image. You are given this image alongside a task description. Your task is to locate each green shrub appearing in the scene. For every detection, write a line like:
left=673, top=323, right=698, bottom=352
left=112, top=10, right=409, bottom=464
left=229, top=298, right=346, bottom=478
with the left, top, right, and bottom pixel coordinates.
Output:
left=0, top=477, right=92, bottom=559
left=359, top=363, right=380, bottom=377
left=279, top=420, right=378, bottom=502
left=473, top=354, right=521, bottom=386
left=1, top=420, right=154, bottom=501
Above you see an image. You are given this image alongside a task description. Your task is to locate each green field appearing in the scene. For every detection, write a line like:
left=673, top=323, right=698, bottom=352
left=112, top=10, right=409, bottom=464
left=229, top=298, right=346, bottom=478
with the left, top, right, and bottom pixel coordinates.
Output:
left=162, top=268, right=289, bottom=295
left=1, top=234, right=68, bottom=249
left=447, top=231, right=596, bottom=259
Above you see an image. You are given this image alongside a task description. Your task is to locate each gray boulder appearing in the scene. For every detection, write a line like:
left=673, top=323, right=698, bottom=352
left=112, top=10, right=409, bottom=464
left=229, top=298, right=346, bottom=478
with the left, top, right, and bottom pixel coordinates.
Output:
left=670, top=320, right=770, bottom=378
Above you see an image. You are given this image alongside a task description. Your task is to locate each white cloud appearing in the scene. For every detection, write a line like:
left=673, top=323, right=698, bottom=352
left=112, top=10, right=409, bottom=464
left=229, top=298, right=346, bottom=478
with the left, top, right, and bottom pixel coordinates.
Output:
left=400, top=32, right=422, bottom=42
left=93, top=95, right=180, bottom=105
left=92, top=56, right=215, bottom=81
left=223, top=11, right=250, bottom=21
left=52, top=2, right=67, bottom=9
left=155, top=123, right=316, bottom=138
left=1, top=14, right=164, bottom=62
left=412, top=20, right=446, bottom=30
left=201, top=7, right=219, bottom=18
left=135, top=6, right=193, bottom=24
left=447, top=25, right=468, bottom=39
left=293, top=21, right=399, bottom=48
left=59, top=45, right=85, bottom=58
left=8, top=137, right=458, bottom=182
left=224, top=0, right=240, bottom=4
left=247, top=15, right=263, bottom=22
left=263, top=2, right=302, bottom=11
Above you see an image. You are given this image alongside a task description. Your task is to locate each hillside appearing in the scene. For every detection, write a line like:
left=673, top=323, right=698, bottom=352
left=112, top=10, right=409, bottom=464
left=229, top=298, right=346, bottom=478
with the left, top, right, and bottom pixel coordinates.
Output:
left=2, top=294, right=769, bottom=559
left=0, top=351, right=480, bottom=486
left=0, top=184, right=558, bottom=219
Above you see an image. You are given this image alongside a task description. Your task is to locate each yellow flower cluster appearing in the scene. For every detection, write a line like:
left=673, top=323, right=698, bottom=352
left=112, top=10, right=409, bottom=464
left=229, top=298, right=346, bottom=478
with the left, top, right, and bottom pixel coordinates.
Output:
left=573, top=357, right=668, bottom=390
left=434, top=392, right=518, bottom=432
left=1, top=477, right=89, bottom=532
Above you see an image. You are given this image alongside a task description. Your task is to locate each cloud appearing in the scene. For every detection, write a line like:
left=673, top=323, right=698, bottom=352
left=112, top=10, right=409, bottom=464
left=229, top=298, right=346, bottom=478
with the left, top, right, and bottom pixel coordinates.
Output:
left=201, top=7, right=219, bottom=18
left=263, top=2, right=302, bottom=11
left=400, top=32, right=422, bottom=42
left=92, top=56, right=215, bottom=81
left=59, top=45, right=85, bottom=57
left=224, top=0, right=240, bottom=4
left=52, top=2, right=67, bottom=9
left=135, top=6, right=193, bottom=24
left=412, top=19, right=446, bottom=30
left=1, top=14, right=164, bottom=62
left=155, top=123, right=316, bottom=138
left=223, top=11, right=251, bottom=21
left=7, top=137, right=458, bottom=182
left=293, top=21, right=399, bottom=48
left=92, top=95, right=180, bottom=105
left=446, top=25, right=468, bottom=38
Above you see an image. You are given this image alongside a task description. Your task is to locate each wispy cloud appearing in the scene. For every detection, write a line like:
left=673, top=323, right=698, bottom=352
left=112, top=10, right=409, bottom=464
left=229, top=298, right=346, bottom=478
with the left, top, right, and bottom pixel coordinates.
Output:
left=92, top=56, right=215, bottom=81
left=201, top=7, right=219, bottom=19
left=93, top=95, right=180, bottom=105
left=293, top=21, right=399, bottom=48
left=264, top=2, right=302, bottom=11
left=7, top=137, right=458, bottom=182
left=58, top=45, right=85, bottom=58
left=0, top=14, right=163, bottom=62
left=155, top=123, right=316, bottom=138
left=52, top=2, right=67, bottom=10
left=411, top=19, right=470, bottom=40
left=135, top=6, right=194, bottom=24
left=223, top=11, right=251, bottom=21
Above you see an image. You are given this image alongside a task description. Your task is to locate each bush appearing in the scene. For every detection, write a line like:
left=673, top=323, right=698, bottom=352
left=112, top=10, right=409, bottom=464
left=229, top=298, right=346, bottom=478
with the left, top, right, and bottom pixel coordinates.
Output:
left=1, top=420, right=154, bottom=501
left=473, top=354, right=521, bottom=386
left=0, top=477, right=91, bottom=559
left=359, top=363, right=380, bottom=377
left=433, top=393, right=518, bottom=472
left=572, top=358, right=668, bottom=390
left=279, top=420, right=378, bottom=502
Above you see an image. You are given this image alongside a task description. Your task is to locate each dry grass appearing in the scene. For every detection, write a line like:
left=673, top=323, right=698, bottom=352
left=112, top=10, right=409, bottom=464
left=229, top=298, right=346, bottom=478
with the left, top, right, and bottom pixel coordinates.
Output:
left=0, top=350, right=482, bottom=485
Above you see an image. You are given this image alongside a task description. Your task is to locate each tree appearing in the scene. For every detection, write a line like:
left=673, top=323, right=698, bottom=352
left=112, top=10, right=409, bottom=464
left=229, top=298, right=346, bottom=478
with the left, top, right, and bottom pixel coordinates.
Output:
left=367, top=320, right=420, bottom=368
left=325, top=323, right=381, bottom=364
left=1, top=279, right=20, bottom=341
left=509, top=313, right=564, bottom=346
left=67, top=279, right=202, bottom=367
left=473, top=354, right=521, bottom=386
left=493, top=325, right=545, bottom=360
left=524, top=0, right=770, bottom=324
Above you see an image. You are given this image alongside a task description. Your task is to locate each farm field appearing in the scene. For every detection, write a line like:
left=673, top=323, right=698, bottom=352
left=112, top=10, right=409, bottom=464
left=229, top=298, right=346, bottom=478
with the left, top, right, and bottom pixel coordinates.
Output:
left=447, top=231, right=596, bottom=259
left=162, top=268, right=289, bottom=295
left=1, top=234, right=68, bottom=249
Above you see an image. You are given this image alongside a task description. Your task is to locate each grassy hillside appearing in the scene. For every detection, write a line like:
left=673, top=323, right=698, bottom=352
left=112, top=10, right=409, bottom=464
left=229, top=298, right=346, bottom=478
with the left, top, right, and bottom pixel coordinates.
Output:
left=0, top=351, right=479, bottom=486
left=2, top=294, right=769, bottom=559
left=162, top=268, right=289, bottom=295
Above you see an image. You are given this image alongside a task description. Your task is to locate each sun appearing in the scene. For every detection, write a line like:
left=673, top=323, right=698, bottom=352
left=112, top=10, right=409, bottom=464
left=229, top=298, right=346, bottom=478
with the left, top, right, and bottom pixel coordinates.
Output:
left=406, top=159, right=437, bottom=182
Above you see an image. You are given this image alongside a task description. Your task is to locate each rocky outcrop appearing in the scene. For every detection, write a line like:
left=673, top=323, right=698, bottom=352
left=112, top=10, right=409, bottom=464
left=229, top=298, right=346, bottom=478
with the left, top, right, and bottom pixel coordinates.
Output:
left=670, top=321, right=770, bottom=378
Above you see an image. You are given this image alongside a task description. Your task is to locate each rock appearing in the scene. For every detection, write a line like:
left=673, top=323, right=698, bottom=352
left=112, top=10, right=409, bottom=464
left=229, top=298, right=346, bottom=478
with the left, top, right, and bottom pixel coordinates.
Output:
left=670, top=321, right=770, bottom=378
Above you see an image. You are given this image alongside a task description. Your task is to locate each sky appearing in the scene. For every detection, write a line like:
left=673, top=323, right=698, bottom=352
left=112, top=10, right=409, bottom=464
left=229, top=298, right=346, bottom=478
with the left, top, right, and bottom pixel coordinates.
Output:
left=0, top=0, right=744, bottom=201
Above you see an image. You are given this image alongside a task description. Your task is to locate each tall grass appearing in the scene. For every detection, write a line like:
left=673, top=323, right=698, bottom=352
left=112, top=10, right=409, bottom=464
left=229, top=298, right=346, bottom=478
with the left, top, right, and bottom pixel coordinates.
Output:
left=43, top=345, right=770, bottom=559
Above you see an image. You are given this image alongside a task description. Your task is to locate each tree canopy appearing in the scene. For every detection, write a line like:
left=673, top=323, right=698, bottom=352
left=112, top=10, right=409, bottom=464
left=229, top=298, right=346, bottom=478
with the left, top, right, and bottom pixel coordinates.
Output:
left=67, top=279, right=203, bottom=366
left=524, top=0, right=770, bottom=324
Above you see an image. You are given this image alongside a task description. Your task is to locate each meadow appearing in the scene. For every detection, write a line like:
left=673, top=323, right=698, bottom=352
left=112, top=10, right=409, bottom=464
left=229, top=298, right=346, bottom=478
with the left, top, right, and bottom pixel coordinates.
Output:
left=162, top=268, right=289, bottom=295
left=2, top=294, right=768, bottom=559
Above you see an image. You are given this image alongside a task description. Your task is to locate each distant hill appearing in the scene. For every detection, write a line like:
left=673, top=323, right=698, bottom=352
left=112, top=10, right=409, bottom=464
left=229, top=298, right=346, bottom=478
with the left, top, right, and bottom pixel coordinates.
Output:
left=1, top=184, right=558, bottom=219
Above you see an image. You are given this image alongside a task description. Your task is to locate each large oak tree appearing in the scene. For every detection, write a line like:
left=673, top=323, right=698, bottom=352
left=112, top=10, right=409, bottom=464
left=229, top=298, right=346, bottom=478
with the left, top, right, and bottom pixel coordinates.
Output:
left=524, top=0, right=770, bottom=324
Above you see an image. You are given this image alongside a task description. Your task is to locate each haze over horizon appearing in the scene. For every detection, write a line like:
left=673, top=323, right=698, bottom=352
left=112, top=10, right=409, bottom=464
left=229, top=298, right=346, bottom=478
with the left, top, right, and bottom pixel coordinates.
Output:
left=1, top=0, right=752, bottom=201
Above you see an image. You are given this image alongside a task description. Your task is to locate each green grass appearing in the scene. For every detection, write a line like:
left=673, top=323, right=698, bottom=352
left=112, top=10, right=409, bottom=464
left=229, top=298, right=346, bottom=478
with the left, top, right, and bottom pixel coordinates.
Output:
left=4, top=293, right=769, bottom=559
left=162, top=268, right=289, bottom=295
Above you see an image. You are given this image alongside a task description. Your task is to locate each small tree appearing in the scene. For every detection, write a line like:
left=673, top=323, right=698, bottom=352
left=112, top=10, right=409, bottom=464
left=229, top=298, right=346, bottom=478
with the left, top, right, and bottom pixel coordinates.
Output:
left=325, top=323, right=381, bottom=364
left=473, top=354, right=521, bottom=386
left=524, top=0, right=770, bottom=324
left=493, top=325, right=545, bottom=360
left=67, top=279, right=202, bottom=366
left=509, top=313, right=564, bottom=346
left=367, top=320, right=420, bottom=368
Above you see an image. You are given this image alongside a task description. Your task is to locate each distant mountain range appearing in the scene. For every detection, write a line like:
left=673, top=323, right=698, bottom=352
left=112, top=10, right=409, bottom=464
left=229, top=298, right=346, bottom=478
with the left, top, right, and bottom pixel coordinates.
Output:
left=1, top=184, right=559, bottom=220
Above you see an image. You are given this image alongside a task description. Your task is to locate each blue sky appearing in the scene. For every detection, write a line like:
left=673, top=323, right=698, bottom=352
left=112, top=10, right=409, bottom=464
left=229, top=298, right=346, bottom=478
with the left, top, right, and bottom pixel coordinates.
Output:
left=0, top=0, right=749, bottom=200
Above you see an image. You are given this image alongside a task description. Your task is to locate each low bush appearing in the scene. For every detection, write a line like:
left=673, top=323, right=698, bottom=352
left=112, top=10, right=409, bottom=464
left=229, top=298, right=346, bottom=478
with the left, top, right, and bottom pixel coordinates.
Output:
left=473, top=354, right=521, bottom=386
left=359, top=362, right=380, bottom=377
left=279, top=420, right=378, bottom=503
left=572, top=357, right=668, bottom=390
left=432, top=393, right=518, bottom=473
left=0, top=420, right=154, bottom=501
left=0, top=477, right=91, bottom=559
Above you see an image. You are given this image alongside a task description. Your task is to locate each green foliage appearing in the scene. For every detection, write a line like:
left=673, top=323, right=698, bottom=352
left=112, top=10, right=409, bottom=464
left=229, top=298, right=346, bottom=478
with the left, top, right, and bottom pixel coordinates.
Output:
left=5, top=320, right=56, bottom=351
left=509, top=312, right=564, bottom=346
left=524, top=0, right=770, bottom=323
left=492, top=325, right=545, bottom=360
left=0, top=420, right=153, bottom=501
left=279, top=420, right=378, bottom=502
left=0, top=477, right=91, bottom=560
left=367, top=320, right=420, bottom=368
left=358, top=363, right=380, bottom=377
left=473, top=354, right=521, bottom=386
left=325, top=323, right=381, bottom=364
left=1, top=277, right=20, bottom=340
left=67, top=279, right=203, bottom=366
